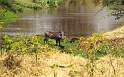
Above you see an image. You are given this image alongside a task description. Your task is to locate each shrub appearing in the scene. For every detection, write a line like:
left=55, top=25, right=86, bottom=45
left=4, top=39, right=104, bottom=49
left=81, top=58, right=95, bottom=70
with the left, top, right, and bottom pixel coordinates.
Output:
left=3, top=54, right=22, bottom=70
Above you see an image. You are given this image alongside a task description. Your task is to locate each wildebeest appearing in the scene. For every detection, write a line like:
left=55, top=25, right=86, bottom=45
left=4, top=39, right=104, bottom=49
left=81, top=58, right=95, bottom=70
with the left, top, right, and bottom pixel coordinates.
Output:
left=44, top=31, right=64, bottom=46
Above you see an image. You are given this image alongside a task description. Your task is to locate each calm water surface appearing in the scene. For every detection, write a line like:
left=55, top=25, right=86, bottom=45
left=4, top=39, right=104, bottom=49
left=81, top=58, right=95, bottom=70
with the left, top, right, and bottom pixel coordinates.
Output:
left=3, top=2, right=124, bottom=36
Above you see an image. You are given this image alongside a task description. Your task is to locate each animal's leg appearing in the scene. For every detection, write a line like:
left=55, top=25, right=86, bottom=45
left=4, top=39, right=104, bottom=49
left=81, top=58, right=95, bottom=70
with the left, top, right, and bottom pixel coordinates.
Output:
left=44, top=38, right=48, bottom=44
left=46, top=39, right=48, bottom=43
left=58, top=39, right=61, bottom=46
left=56, top=39, right=58, bottom=46
left=44, top=39, right=46, bottom=43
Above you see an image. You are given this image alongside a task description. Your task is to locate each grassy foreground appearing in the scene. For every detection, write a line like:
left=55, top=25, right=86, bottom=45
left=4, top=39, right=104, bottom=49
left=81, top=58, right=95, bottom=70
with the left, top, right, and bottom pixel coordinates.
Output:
left=0, top=51, right=124, bottom=77
left=0, top=26, right=124, bottom=77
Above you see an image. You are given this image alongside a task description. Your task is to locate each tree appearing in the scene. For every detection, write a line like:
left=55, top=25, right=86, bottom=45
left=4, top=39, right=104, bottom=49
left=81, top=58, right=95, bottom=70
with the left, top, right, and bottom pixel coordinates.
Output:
left=0, top=0, right=23, bottom=13
left=93, top=0, right=124, bottom=20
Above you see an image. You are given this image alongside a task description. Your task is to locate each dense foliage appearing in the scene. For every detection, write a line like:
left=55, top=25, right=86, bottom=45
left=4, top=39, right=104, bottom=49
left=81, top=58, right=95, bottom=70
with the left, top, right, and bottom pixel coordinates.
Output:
left=0, top=9, right=17, bottom=23
left=1, top=33, right=124, bottom=58
left=0, top=0, right=63, bottom=28
left=93, top=0, right=124, bottom=20
left=1, top=34, right=81, bottom=56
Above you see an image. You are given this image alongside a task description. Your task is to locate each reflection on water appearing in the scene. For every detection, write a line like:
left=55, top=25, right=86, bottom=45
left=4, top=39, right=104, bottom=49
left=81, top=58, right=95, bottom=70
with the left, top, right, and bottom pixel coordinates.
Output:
left=3, top=1, right=123, bottom=36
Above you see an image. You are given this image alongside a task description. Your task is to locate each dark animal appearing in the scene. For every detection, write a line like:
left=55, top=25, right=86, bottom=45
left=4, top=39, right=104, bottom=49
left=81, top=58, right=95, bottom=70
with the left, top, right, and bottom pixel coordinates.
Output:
left=44, top=31, right=64, bottom=46
left=59, top=45, right=65, bottom=49
left=68, top=36, right=79, bottom=43
left=55, top=32, right=62, bottom=46
left=70, top=37, right=79, bottom=43
left=44, top=33, right=49, bottom=43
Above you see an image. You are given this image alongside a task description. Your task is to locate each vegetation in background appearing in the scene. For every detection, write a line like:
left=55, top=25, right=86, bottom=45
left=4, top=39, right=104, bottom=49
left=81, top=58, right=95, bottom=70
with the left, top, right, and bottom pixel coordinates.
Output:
left=0, top=0, right=63, bottom=28
left=0, top=0, right=27, bottom=14
left=93, top=0, right=124, bottom=20
left=0, top=9, right=17, bottom=24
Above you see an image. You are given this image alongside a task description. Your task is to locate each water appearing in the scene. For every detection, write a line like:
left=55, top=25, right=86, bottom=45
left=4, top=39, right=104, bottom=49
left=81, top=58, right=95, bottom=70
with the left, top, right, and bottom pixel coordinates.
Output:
left=2, top=1, right=123, bottom=36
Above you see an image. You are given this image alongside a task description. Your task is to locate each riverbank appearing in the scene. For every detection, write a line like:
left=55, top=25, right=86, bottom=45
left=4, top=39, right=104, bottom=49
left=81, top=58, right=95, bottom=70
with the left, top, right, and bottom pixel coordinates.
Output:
left=0, top=26, right=124, bottom=77
left=103, top=26, right=124, bottom=39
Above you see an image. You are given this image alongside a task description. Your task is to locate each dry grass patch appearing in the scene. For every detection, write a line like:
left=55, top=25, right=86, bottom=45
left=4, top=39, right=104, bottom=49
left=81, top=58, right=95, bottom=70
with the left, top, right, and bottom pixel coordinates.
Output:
left=0, top=52, right=123, bottom=77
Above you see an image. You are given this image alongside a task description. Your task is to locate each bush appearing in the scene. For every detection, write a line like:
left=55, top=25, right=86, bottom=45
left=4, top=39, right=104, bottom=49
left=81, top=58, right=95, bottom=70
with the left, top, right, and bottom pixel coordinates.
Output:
left=3, top=54, right=22, bottom=70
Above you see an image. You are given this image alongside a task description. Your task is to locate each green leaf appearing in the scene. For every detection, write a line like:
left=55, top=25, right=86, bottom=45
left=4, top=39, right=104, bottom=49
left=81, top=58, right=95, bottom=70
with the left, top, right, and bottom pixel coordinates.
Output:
left=0, top=10, right=17, bottom=24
